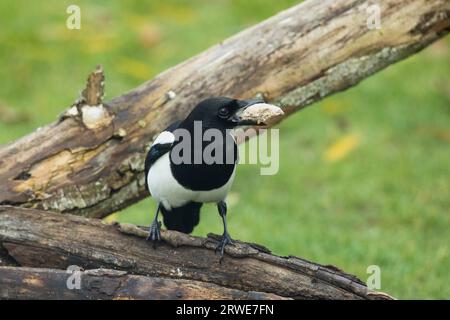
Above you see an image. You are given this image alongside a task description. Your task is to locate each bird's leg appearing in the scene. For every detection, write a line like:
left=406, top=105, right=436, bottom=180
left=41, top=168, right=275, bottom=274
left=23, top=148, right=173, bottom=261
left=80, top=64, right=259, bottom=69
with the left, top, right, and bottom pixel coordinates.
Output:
left=146, top=203, right=162, bottom=246
left=215, top=200, right=233, bottom=261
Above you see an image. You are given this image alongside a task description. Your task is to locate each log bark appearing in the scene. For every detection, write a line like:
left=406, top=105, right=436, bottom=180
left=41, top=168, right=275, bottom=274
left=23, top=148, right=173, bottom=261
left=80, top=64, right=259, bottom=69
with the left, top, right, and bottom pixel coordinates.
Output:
left=0, top=244, right=17, bottom=267
left=0, top=267, right=286, bottom=300
left=0, top=206, right=393, bottom=300
left=0, top=0, right=448, bottom=218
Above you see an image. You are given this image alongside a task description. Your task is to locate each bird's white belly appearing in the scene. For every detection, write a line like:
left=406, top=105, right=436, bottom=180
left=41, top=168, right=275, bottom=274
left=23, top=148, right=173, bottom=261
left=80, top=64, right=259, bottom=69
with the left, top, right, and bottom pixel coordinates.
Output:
left=147, top=153, right=235, bottom=210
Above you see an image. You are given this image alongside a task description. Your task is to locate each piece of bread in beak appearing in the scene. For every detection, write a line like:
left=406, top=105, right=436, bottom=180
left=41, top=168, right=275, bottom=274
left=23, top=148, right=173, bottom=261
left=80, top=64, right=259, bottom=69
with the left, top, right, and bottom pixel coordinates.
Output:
left=240, top=103, right=284, bottom=125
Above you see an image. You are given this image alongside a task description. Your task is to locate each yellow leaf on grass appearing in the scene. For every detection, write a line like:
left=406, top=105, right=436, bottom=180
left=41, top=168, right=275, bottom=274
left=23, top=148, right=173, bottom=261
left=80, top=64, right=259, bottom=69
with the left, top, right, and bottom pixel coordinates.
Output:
left=138, top=23, right=162, bottom=48
left=324, top=133, right=361, bottom=162
left=103, top=213, right=119, bottom=223
left=416, top=126, right=450, bottom=143
left=157, top=4, right=195, bottom=24
left=82, top=34, right=118, bottom=54
left=117, top=58, right=152, bottom=80
left=321, top=100, right=348, bottom=115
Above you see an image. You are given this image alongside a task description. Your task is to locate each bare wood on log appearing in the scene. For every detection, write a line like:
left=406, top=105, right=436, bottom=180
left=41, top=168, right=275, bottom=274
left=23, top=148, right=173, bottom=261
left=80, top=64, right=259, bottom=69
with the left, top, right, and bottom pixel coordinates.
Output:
left=0, top=0, right=448, bottom=218
left=0, top=266, right=287, bottom=300
left=0, top=206, right=393, bottom=300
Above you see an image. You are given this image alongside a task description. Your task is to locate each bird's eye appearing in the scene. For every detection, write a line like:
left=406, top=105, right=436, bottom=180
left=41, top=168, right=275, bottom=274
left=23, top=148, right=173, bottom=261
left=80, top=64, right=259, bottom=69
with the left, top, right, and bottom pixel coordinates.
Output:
left=218, top=107, right=229, bottom=118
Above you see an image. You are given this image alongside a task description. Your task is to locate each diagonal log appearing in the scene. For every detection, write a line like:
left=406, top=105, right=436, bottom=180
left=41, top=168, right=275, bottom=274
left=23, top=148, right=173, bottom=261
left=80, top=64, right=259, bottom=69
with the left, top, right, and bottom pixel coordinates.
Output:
left=0, top=206, right=393, bottom=300
left=0, top=0, right=448, bottom=218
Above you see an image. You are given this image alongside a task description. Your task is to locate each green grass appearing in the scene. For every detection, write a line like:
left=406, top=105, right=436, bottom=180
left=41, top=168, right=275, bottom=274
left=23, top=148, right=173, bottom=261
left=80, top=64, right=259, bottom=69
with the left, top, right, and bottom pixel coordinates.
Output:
left=0, top=0, right=448, bottom=299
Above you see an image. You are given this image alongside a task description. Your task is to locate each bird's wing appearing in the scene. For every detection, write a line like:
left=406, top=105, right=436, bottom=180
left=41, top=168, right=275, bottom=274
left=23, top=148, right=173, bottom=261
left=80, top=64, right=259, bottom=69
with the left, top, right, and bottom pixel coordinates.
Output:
left=144, top=121, right=180, bottom=192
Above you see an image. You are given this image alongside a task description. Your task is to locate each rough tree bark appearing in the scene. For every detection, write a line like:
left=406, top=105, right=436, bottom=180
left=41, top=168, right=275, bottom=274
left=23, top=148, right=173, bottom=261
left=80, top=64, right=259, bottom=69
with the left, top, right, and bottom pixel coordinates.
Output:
left=0, top=0, right=448, bottom=218
left=0, top=267, right=287, bottom=300
left=0, top=206, right=393, bottom=300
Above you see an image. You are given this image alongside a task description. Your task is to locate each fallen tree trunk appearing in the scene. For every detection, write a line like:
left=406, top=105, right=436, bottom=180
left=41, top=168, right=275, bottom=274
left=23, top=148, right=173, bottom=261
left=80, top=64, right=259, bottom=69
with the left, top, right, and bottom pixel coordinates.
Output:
left=0, top=0, right=448, bottom=218
left=0, top=267, right=286, bottom=300
left=0, top=206, right=393, bottom=300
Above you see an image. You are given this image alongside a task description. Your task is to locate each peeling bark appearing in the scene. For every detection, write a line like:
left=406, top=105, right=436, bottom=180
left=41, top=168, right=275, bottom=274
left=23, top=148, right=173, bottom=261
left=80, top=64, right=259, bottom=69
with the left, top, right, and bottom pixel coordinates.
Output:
left=0, top=206, right=393, bottom=300
left=0, top=0, right=448, bottom=218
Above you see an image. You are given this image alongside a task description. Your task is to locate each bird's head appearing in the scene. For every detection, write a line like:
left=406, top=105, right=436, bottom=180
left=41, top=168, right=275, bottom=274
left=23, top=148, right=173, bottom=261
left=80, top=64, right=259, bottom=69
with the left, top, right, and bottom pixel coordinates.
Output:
left=182, top=97, right=284, bottom=130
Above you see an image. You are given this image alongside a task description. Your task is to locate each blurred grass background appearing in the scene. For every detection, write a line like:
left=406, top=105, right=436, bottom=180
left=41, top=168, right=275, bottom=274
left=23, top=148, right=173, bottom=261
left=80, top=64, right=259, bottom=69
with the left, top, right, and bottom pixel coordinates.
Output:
left=0, top=0, right=449, bottom=299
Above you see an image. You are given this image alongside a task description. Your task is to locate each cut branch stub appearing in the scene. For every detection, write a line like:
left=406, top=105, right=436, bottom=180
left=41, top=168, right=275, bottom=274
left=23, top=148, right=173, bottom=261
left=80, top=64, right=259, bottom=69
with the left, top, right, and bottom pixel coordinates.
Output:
left=81, top=64, right=105, bottom=106
left=59, top=65, right=113, bottom=130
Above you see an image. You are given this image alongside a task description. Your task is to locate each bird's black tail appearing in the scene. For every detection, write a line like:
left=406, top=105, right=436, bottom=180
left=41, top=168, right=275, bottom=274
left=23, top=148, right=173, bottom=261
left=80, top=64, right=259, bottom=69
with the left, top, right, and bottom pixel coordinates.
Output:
left=160, top=202, right=202, bottom=234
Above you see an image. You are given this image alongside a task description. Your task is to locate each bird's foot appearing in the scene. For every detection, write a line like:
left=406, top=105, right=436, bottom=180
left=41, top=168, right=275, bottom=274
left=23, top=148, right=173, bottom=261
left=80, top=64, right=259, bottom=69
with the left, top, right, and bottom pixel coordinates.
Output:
left=146, top=220, right=162, bottom=247
left=215, top=233, right=233, bottom=263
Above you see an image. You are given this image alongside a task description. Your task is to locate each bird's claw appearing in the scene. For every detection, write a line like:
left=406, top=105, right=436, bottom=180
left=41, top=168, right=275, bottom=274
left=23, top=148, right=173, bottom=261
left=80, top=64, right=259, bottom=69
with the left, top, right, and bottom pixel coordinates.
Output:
left=146, top=220, right=162, bottom=247
left=215, top=233, right=233, bottom=263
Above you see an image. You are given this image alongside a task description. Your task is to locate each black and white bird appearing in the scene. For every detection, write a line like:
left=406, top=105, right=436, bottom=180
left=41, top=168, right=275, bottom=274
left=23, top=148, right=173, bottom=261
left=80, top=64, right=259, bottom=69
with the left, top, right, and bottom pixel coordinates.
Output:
left=144, top=97, right=283, bottom=257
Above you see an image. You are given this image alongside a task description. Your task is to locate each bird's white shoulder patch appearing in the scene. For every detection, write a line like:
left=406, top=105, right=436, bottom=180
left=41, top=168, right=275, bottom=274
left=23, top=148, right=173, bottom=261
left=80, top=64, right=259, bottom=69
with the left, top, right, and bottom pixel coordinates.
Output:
left=153, top=130, right=175, bottom=146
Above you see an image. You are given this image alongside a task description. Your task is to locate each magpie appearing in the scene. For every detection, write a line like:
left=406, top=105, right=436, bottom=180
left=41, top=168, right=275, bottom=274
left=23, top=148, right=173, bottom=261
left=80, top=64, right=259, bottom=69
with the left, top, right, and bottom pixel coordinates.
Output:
left=144, top=97, right=283, bottom=258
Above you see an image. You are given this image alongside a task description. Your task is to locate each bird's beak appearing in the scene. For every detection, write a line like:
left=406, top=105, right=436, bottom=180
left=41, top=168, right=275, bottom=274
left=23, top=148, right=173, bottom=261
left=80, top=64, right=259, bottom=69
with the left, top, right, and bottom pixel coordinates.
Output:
left=229, top=99, right=284, bottom=126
